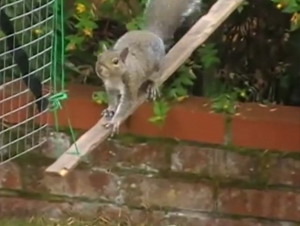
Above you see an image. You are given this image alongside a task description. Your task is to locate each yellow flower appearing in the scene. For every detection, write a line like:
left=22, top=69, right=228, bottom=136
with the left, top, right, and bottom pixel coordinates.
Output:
left=83, top=28, right=93, bottom=37
left=240, top=91, right=246, bottom=98
left=291, top=13, right=299, bottom=24
left=75, top=3, right=86, bottom=14
left=66, top=43, right=76, bottom=51
left=33, top=29, right=42, bottom=35
left=276, top=3, right=283, bottom=9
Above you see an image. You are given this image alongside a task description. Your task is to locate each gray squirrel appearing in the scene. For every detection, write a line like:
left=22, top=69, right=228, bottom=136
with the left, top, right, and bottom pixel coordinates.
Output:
left=95, top=0, right=201, bottom=134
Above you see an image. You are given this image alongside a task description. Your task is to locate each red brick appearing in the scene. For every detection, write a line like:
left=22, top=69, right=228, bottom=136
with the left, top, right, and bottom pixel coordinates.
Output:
left=130, top=97, right=225, bottom=144
left=162, top=213, right=214, bottom=226
left=0, top=197, right=68, bottom=218
left=218, top=188, right=300, bottom=222
left=215, top=150, right=257, bottom=180
left=232, top=103, right=300, bottom=152
left=91, top=141, right=169, bottom=172
left=232, top=117, right=300, bottom=152
left=268, top=158, right=300, bottom=187
left=171, top=145, right=215, bottom=175
left=0, top=162, right=22, bottom=189
left=170, top=145, right=258, bottom=181
left=122, top=174, right=214, bottom=211
left=23, top=167, right=122, bottom=203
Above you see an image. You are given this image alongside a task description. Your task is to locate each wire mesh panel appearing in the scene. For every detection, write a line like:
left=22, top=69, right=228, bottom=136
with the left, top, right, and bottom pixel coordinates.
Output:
left=0, top=0, right=55, bottom=164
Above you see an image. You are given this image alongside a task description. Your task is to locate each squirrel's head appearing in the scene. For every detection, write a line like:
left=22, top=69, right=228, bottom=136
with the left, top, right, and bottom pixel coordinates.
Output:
left=96, top=47, right=129, bottom=79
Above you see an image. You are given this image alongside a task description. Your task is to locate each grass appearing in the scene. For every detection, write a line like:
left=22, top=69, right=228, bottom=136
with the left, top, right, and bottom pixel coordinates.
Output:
left=0, top=217, right=139, bottom=226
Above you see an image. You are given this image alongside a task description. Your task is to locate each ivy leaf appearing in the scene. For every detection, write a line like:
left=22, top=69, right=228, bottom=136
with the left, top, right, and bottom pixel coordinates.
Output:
left=92, top=91, right=108, bottom=104
left=153, top=101, right=163, bottom=116
left=150, top=100, right=169, bottom=126
left=148, top=116, right=163, bottom=123
left=175, top=86, right=188, bottom=97
left=282, top=0, right=300, bottom=13
left=126, top=16, right=145, bottom=30
left=199, top=43, right=220, bottom=69
left=181, top=76, right=194, bottom=86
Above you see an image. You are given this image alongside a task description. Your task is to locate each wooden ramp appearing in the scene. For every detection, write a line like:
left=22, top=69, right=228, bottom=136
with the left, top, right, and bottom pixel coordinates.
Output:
left=45, top=0, right=244, bottom=177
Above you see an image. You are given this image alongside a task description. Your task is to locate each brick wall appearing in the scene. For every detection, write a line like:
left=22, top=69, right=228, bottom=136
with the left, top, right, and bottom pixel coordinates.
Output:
left=0, top=137, right=300, bottom=225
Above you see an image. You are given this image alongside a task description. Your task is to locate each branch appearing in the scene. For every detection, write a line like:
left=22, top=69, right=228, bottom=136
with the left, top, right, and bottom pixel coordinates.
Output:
left=45, top=0, right=244, bottom=176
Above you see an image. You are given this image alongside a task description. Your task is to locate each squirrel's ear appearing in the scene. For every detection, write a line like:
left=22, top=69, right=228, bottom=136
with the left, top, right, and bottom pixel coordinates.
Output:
left=120, top=47, right=129, bottom=62
left=102, top=43, right=108, bottom=52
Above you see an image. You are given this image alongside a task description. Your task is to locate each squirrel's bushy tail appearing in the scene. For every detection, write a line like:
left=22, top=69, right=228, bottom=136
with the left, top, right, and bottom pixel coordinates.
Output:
left=144, top=0, right=201, bottom=45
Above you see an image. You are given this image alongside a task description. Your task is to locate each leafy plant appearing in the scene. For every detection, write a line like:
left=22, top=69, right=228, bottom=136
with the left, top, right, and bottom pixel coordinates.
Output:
left=164, top=64, right=196, bottom=100
left=65, top=1, right=98, bottom=52
left=272, top=0, right=300, bottom=31
left=92, top=91, right=108, bottom=105
left=198, top=43, right=220, bottom=69
left=148, top=100, right=170, bottom=126
left=62, top=0, right=300, bottom=126
left=126, top=15, right=145, bottom=30
left=148, top=63, right=197, bottom=126
left=211, top=88, right=248, bottom=114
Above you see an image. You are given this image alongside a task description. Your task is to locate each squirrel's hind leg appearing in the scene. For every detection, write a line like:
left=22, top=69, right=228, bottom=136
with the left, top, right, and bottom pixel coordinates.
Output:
left=146, top=69, right=162, bottom=101
left=139, top=80, right=160, bottom=101
left=143, top=63, right=162, bottom=101
left=146, top=81, right=161, bottom=101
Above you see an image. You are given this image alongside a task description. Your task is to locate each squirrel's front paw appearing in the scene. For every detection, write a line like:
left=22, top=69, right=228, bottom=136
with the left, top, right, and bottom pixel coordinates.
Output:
left=101, top=108, right=115, bottom=119
left=103, top=119, right=121, bottom=136
left=146, top=83, right=160, bottom=101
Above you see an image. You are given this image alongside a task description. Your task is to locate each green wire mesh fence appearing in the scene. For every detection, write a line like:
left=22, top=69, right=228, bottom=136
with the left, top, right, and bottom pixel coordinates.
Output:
left=0, top=0, right=66, bottom=164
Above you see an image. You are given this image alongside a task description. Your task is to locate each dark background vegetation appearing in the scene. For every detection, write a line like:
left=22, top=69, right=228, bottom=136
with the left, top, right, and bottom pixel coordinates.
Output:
left=1, top=0, right=299, bottom=112
left=64, top=0, right=300, bottom=110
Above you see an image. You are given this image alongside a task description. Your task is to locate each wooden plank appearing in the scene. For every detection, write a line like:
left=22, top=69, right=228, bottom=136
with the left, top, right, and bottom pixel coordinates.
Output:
left=45, top=0, right=244, bottom=176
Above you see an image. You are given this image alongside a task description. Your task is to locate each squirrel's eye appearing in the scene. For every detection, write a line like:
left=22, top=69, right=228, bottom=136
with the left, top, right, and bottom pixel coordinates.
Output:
left=112, top=58, right=119, bottom=65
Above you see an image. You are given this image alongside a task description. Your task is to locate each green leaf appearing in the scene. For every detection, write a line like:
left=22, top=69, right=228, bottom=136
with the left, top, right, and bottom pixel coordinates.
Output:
left=181, top=76, right=194, bottom=86
left=92, top=91, right=108, bottom=104
left=282, top=0, right=299, bottom=13
left=153, top=101, right=162, bottom=116
left=175, top=86, right=188, bottom=96
left=148, top=116, right=163, bottom=123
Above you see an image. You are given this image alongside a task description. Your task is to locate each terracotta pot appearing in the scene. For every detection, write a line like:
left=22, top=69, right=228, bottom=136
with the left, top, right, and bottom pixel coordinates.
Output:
left=1, top=83, right=300, bottom=152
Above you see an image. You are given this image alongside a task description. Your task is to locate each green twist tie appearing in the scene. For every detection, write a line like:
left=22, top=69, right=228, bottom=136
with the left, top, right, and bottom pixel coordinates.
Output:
left=49, top=92, right=68, bottom=111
